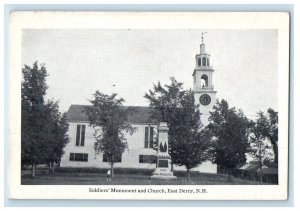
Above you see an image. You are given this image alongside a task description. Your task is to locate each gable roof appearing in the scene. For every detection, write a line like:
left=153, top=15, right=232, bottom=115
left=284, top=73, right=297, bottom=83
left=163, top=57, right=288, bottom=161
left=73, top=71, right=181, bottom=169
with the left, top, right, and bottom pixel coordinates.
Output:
left=238, top=164, right=259, bottom=171
left=239, top=164, right=253, bottom=170
left=66, top=104, right=158, bottom=124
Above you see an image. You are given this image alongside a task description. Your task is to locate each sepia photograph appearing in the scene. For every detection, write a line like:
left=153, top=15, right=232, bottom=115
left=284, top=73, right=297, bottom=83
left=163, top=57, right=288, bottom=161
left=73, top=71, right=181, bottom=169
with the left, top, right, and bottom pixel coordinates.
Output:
left=8, top=12, right=289, bottom=200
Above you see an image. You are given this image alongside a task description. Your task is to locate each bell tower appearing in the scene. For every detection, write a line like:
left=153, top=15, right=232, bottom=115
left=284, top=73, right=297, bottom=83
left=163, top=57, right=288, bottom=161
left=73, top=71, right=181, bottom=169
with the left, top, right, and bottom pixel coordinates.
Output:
left=193, top=32, right=217, bottom=126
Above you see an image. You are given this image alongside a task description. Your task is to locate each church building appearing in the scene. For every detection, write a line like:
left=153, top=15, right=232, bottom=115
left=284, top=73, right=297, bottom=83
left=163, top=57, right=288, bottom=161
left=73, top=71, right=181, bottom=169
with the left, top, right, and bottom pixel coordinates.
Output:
left=60, top=35, right=218, bottom=173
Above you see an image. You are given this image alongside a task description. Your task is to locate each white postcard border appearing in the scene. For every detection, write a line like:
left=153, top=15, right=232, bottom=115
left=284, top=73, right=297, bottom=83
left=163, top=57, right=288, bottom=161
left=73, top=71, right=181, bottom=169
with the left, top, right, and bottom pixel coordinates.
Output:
left=8, top=12, right=289, bottom=200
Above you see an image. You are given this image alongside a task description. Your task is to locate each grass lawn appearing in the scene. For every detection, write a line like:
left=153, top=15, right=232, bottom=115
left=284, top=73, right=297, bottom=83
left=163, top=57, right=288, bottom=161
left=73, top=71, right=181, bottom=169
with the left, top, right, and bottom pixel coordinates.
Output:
left=21, top=170, right=265, bottom=185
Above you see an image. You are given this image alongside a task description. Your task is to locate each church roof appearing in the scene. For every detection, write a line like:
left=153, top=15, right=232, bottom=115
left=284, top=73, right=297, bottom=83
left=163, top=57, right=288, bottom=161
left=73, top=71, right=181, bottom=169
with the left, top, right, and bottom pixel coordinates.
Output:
left=66, top=104, right=158, bottom=124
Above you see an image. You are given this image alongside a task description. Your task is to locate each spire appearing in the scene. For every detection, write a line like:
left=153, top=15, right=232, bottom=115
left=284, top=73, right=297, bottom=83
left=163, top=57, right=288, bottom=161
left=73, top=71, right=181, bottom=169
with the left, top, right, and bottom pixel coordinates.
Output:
left=201, top=32, right=207, bottom=44
left=200, top=32, right=207, bottom=53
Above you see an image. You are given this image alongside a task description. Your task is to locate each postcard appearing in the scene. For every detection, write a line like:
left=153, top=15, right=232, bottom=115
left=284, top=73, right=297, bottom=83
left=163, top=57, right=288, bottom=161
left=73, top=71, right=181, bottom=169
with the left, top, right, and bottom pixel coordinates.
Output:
left=8, top=12, right=289, bottom=200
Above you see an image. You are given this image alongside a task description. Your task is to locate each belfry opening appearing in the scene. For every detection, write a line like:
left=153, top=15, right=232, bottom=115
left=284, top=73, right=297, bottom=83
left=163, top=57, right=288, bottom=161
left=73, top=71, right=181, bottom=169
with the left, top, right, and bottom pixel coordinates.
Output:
left=201, top=74, right=208, bottom=87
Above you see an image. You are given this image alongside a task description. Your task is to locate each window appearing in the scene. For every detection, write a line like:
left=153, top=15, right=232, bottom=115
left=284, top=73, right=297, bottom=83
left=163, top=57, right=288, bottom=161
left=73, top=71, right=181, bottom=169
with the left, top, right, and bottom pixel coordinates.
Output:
left=76, top=124, right=86, bottom=146
left=139, top=155, right=157, bottom=164
left=198, top=58, right=201, bottom=66
left=207, top=58, right=210, bottom=66
left=103, top=154, right=122, bottom=163
left=144, top=126, right=154, bottom=148
left=69, top=153, right=88, bottom=162
left=202, top=57, right=206, bottom=66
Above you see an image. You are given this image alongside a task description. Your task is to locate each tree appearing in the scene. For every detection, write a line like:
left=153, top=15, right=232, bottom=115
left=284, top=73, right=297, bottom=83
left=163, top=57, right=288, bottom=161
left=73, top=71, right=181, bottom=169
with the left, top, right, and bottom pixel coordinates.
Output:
left=86, top=91, right=136, bottom=180
left=144, top=77, right=186, bottom=123
left=258, top=109, right=278, bottom=166
left=21, top=62, right=69, bottom=177
left=43, top=101, right=70, bottom=174
left=207, top=99, right=252, bottom=181
left=249, top=112, right=272, bottom=184
left=145, top=78, right=186, bottom=167
left=145, top=77, right=211, bottom=180
left=171, top=127, right=212, bottom=181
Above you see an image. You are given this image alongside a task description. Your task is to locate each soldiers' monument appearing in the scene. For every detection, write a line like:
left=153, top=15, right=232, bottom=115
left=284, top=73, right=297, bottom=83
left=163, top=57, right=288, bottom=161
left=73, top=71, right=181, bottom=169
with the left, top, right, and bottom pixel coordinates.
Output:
left=151, top=122, right=177, bottom=179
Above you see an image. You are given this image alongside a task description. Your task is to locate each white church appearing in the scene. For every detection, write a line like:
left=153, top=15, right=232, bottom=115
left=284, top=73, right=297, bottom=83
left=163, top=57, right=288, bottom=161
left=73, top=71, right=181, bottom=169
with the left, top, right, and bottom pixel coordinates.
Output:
left=60, top=36, right=218, bottom=173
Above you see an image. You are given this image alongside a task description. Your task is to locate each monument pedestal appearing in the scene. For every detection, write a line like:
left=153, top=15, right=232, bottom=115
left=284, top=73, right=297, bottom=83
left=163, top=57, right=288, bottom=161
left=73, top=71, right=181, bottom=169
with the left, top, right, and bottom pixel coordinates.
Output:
left=151, top=155, right=177, bottom=179
left=151, top=123, right=177, bottom=180
left=151, top=168, right=177, bottom=180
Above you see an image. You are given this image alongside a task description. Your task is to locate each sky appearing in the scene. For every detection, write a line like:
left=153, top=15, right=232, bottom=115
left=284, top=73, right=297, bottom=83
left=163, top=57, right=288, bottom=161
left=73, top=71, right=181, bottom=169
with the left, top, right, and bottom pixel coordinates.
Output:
left=22, top=29, right=278, bottom=119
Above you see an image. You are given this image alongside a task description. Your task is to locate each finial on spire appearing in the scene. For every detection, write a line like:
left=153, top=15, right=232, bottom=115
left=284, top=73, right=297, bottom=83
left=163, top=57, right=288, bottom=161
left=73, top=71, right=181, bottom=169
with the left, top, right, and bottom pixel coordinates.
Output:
left=201, top=32, right=207, bottom=44
left=200, top=32, right=207, bottom=53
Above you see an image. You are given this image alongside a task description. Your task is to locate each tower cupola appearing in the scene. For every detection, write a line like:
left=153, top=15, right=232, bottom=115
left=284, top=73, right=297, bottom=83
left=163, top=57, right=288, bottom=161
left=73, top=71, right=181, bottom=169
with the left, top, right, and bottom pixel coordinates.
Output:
left=195, top=32, right=211, bottom=68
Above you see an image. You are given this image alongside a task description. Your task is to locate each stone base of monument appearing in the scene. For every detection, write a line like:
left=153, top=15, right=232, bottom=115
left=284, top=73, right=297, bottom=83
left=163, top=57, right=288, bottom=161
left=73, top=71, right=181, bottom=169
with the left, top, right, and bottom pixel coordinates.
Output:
left=151, top=168, right=177, bottom=180
left=151, top=159, right=177, bottom=180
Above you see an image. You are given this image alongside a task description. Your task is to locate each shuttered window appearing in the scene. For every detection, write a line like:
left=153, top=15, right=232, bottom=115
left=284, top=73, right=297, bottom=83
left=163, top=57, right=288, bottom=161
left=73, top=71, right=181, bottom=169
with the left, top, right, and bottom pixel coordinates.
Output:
left=144, top=126, right=149, bottom=148
left=75, top=124, right=86, bottom=146
left=80, top=125, right=86, bottom=146
left=144, top=126, right=155, bottom=148
left=76, top=125, right=81, bottom=146
left=149, top=127, right=154, bottom=148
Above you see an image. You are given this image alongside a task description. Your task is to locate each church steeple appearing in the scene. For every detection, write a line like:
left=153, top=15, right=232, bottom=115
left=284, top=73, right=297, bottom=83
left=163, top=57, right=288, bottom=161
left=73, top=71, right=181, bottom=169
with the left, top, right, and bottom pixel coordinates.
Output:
left=192, top=32, right=217, bottom=127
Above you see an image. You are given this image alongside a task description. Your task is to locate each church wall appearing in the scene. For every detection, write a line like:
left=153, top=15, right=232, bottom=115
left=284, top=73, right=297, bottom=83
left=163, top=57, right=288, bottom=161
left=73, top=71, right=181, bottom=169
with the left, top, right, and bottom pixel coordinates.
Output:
left=60, top=122, right=100, bottom=168
left=60, top=122, right=158, bottom=169
left=60, top=122, right=217, bottom=173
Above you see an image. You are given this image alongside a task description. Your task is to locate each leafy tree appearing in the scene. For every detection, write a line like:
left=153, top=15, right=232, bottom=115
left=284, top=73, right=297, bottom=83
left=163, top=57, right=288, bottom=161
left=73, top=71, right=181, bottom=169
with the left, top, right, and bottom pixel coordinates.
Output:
left=263, top=157, right=277, bottom=168
left=22, top=62, right=48, bottom=176
left=145, top=78, right=185, bottom=165
left=171, top=127, right=212, bottom=181
left=145, top=77, right=186, bottom=123
left=43, top=101, right=70, bottom=174
left=258, top=109, right=278, bottom=166
left=145, top=77, right=211, bottom=180
left=249, top=112, right=272, bottom=184
left=21, top=62, right=69, bottom=177
left=86, top=91, right=136, bottom=180
left=207, top=99, right=252, bottom=181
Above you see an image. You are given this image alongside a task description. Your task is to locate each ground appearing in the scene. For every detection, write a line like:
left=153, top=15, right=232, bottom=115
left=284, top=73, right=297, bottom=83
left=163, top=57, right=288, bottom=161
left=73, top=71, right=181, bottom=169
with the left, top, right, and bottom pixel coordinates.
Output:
left=21, top=170, right=266, bottom=185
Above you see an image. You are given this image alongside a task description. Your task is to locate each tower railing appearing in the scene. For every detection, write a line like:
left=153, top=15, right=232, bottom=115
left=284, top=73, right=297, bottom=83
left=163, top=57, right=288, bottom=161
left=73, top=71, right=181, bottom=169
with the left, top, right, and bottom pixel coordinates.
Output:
left=194, top=85, right=214, bottom=90
left=195, top=66, right=213, bottom=69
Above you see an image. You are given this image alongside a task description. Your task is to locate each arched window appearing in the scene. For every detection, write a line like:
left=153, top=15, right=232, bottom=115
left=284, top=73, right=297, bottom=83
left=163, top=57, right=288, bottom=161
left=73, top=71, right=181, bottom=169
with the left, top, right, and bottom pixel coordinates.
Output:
left=198, top=58, right=201, bottom=66
left=202, top=57, right=206, bottom=66
left=201, top=74, right=208, bottom=87
left=207, top=58, right=210, bottom=66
